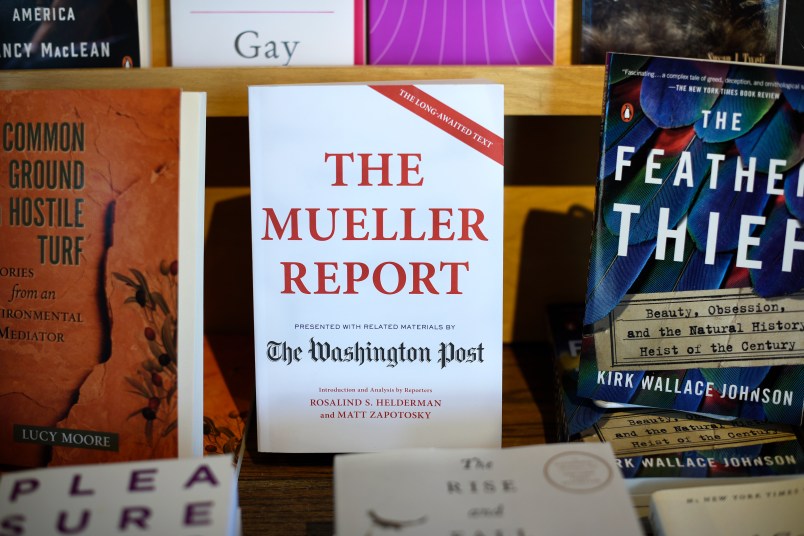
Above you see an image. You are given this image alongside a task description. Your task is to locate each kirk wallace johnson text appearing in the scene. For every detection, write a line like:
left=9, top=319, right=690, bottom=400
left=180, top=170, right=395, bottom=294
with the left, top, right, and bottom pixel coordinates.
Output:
left=597, top=371, right=795, bottom=407
left=265, top=338, right=485, bottom=370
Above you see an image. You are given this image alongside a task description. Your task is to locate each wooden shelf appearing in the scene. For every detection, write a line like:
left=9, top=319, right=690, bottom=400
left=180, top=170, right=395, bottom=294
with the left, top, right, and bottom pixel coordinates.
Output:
left=0, top=65, right=605, bottom=117
left=1, top=64, right=603, bottom=343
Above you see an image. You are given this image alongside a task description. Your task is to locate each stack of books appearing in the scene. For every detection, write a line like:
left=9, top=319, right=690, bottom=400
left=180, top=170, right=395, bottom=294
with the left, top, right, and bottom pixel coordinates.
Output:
left=555, top=51, right=804, bottom=530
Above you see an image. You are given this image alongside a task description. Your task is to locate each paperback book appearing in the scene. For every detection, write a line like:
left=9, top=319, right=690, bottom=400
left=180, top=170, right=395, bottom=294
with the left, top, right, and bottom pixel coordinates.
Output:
left=551, top=304, right=804, bottom=527
left=551, top=304, right=804, bottom=484
left=171, top=0, right=365, bottom=67
left=0, top=454, right=239, bottom=535
left=577, top=408, right=804, bottom=486
left=576, top=408, right=804, bottom=530
left=334, top=444, right=643, bottom=536
left=203, top=334, right=253, bottom=474
left=778, top=0, right=804, bottom=67
left=0, top=88, right=206, bottom=467
left=368, top=0, right=554, bottom=65
left=649, top=476, right=804, bottom=536
left=547, top=302, right=599, bottom=443
left=248, top=81, right=504, bottom=452
left=0, top=0, right=150, bottom=69
left=577, top=53, right=804, bottom=425
left=579, top=0, right=780, bottom=65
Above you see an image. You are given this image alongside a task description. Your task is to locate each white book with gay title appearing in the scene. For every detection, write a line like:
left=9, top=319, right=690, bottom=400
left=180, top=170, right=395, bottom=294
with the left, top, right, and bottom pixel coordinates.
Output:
left=171, top=0, right=364, bottom=66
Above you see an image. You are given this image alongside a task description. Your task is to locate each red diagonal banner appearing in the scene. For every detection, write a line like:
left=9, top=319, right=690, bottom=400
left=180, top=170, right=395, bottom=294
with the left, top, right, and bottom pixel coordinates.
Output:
left=370, top=85, right=504, bottom=166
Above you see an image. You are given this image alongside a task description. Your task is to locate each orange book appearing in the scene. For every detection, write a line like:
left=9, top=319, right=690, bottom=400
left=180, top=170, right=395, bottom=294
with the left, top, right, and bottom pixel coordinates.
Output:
left=0, top=88, right=205, bottom=467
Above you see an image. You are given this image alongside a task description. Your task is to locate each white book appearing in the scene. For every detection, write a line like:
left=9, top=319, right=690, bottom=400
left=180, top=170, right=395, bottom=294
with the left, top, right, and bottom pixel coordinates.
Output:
left=650, top=476, right=804, bottom=536
left=0, top=455, right=239, bottom=535
left=170, top=0, right=364, bottom=67
left=248, top=81, right=504, bottom=452
left=334, top=443, right=644, bottom=536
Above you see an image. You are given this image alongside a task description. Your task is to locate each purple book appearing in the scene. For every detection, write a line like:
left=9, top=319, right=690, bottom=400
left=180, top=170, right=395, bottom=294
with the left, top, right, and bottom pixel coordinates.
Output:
left=368, top=0, right=554, bottom=65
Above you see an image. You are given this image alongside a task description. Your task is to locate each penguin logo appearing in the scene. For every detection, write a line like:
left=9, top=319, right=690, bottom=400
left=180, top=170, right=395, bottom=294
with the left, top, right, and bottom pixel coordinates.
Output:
left=122, top=56, right=134, bottom=68
left=621, top=103, right=634, bottom=122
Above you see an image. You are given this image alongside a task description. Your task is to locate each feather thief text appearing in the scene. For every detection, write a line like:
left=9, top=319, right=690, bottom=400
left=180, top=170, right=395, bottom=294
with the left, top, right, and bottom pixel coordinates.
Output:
left=611, top=140, right=803, bottom=271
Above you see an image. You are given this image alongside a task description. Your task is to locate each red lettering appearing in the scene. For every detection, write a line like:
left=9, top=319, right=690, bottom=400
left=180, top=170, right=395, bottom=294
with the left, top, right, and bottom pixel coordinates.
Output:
left=359, top=153, right=393, bottom=186
left=430, top=208, right=454, bottom=240
left=323, top=152, right=354, bottom=186
left=278, top=261, right=468, bottom=295
left=459, top=208, right=487, bottom=240
left=441, top=261, right=469, bottom=294
left=398, top=153, right=423, bottom=186
left=316, top=262, right=339, bottom=294
left=343, top=208, right=368, bottom=240
left=411, top=262, right=437, bottom=294
left=261, top=208, right=300, bottom=240
left=263, top=207, right=486, bottom=242
left=307, top=208, right=337, bottom=241
left=344, top=262, right=369, bottom=293
left=373, top=262, right=406, bottom=294
left=372, top=208, right=397, bottom=240
left=401, top=208, right=425, bottom=240
left=281, top=262, right=310, bottom=294
left=324, top=153, right=425, bottom=187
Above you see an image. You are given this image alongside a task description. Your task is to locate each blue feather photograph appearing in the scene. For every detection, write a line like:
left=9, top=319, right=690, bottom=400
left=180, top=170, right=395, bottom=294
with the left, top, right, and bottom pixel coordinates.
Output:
left=578, top=53, right=804, bottom=426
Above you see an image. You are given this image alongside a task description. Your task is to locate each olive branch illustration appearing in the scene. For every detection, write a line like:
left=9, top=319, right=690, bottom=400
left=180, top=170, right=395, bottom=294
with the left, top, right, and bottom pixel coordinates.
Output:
left=203, top=410, right=247, bottom=462
left=113, top=260, right=179, bottom=447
